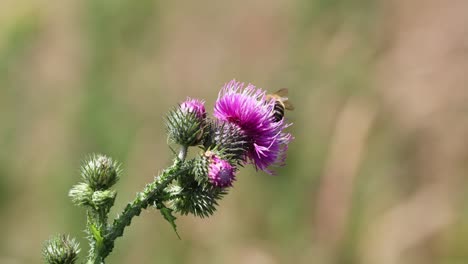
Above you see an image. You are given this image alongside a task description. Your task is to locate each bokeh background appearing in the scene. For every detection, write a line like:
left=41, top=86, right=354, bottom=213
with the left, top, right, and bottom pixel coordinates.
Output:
left=2, top=0, right=468, bottom=263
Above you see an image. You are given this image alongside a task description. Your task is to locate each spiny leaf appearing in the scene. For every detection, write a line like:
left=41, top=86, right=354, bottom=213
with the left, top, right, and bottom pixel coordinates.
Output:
left=158, top=204, right=181, bottom=239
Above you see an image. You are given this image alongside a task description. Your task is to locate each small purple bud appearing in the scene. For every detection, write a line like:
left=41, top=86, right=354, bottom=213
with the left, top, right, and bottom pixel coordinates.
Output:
left=208, top=155, right=235, bottom=187
left=180, top=98, right=206, bottom=121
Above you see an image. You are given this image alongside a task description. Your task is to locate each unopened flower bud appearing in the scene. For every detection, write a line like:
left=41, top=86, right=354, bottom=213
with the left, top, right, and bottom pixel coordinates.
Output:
left=43, top=234, right=80, bottom=264
left=166, top=183, right=227, bottom=218
left=207, top=154, right=236, bottom=188
left=166, top=98, right=206, bottom=146
left=80, top=154, right=121, bottom=190
left=180, top=98, right=206, bottom=120
left=91, top=189, right=117, bottom=208
left=69, top=183, right=93, bottom=207
left=204, top=120, right=248, bottom=165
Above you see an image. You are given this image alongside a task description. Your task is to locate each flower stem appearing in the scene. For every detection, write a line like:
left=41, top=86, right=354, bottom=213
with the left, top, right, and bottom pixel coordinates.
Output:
left=178, top=145, right=188, bottom=161
left=86, top=160, right=186, bottom=263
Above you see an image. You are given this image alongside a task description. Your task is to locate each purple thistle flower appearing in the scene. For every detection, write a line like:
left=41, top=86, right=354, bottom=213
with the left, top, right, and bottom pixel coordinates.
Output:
left=208, top=155, right=235, bottom=187
left=214, top=80, right=293, bottom=174
left=180, top=97, right=206, bottom=120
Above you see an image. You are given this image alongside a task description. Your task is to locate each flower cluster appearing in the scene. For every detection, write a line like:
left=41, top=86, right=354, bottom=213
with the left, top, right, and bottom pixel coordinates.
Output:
left=164, top=79, right=293, bottom=218
left=44, top=79, right=293, bottom=264
left=168, top=79, right=292, bottom=183
left=69, top=154, right=121, bottom=210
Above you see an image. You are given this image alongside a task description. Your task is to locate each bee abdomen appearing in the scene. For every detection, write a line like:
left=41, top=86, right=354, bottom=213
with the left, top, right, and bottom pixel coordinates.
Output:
left=272, top=102, right=285, bottom=122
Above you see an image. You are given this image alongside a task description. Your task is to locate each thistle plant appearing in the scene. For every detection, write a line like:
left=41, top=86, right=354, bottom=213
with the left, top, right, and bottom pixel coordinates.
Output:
left=43, top=80, right=293, bottom=264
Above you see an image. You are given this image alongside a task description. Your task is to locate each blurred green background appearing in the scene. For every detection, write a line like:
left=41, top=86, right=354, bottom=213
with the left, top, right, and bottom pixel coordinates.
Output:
left=2, top=0, right=468, bottom=263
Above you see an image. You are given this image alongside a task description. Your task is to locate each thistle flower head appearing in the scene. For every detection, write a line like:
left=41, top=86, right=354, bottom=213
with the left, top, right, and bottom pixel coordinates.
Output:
left=180, top=97, right=206, bottom=120
left=214, top=80, right=293, bottom=174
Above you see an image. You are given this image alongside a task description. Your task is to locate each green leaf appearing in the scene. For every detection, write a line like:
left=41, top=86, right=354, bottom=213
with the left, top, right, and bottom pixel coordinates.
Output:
left=158, top=204, right=181, bottom=239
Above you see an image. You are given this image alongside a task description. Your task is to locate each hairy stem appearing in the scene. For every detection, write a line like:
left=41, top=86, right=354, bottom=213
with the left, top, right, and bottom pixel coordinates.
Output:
left=86, top=199, right=113, bottom=263
left=86, top=159, right=186, bottom=263
left=178, top=145, right=188, bottom=161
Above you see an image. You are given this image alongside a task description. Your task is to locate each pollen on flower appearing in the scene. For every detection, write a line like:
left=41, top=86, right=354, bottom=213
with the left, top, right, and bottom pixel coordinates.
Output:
left=213, top=79, right=293, bottom=174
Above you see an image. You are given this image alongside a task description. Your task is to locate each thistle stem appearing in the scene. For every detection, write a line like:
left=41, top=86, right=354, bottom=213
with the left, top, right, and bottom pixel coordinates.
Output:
left=86, top=160, right=186, bottom=263
left=178, top=145, right=188, bottom=161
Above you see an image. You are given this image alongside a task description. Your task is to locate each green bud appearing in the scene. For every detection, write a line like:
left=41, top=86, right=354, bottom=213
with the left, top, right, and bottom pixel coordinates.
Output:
left=80, top=154, right=121, bottom=190
left=192, top=154, right=210, bottom=186
left=91, top=189, right=117, bottom=208
left=166, top=103, right=206, bottom=147
left=42, top=234, right=80, bottom=264
left=69, top=183, right=93, bottom=207
left=166, top=181, right=227, bottom=218
left=203, top=121, right=248, bottom=165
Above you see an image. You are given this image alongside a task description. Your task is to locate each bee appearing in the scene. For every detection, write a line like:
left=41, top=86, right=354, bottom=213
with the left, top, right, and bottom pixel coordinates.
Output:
left=266, top=88, right=295, bottom=122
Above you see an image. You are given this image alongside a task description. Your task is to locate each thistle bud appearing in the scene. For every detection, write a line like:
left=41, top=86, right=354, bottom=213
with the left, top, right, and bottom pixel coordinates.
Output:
left=42, top=234, right=80, bottom=264
left=166, top=183, right=227, bottom=218
left=69, top=183, right=93, bottom=207
left=207, top=154, right=236, bottom=187
left=180, top=98, right=206, bottom=120
left=166, top=98, right=206, bottom=146
left=91, top=189, right=117, bottom=208
left=80, top=154, right=121, bottom=190
left=204, top=120, right=248, bottom=165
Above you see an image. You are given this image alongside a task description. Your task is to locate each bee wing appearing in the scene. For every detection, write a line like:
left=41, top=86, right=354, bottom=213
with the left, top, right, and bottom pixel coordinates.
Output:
left=283, top=100, right=295, bottom=110
left=274, top=88, right=289, bottom=97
